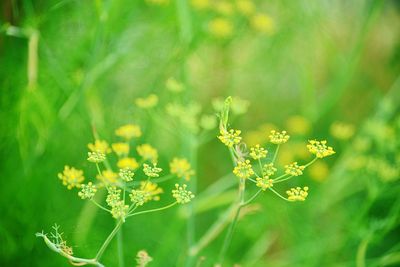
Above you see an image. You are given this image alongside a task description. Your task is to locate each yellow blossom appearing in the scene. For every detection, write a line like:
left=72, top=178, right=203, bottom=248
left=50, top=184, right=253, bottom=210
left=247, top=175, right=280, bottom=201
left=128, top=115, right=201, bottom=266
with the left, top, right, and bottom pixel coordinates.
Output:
left=269, top=130, right=290, bottom=144
left=97, top=170, right=119, bottom=184
left=249, top=144, right=268, bottom=160
left=137, top=144, right=158, bottom=163
left=135, top=94, right=158, bottom=109
left=251, top=13, right=275, bottom=34
left=208, top=18, right=233, bottom=38
left=256, top=177, right=273, bottom=190
left=112, top=142, right=130, bottom=156
left=233, top=160, right=254, bottom=179
left=115, top=124, right=142, bottom=140
left=58, top=166, right=84, bottom=190
left=218, top=129, right=242, bottom=147
left=307, top=140, right=335, bottom=158
left=285, top=162, right=305, bottom=176
left=172, top=184, right=195, bottom=204
left=286, top=187, right=309, bottom=201
left=88, top=140, right=111, bottom=154
left=141, top=181, right=163, bottom=202
left=117, top=157, right=139, bottom=169
left=170, top=158, right=195, bottom=181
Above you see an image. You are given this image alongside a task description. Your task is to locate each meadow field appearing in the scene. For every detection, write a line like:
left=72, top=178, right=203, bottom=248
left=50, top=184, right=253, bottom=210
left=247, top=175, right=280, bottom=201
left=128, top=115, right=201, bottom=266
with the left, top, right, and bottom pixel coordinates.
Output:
left=1, top=0, right=399, bottom=266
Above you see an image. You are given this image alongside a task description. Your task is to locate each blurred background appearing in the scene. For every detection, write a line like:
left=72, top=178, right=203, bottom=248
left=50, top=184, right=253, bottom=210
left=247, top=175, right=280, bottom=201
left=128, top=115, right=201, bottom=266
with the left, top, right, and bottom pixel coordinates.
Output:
left=1, top=0, right=400, bottom=266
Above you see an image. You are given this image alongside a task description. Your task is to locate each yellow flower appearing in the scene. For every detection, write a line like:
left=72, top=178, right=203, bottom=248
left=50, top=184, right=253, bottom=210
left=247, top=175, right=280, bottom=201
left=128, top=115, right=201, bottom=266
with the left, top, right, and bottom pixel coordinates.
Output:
left=256, top=177, right=273, bottom=190
left=236, top=0, right=255, bottom=16
left=262, top=163, right=277, bottom=177
left=286, top=187, right=309, bottom=201
left=172, top=184, right=195, bottom=204
left=141, top=181, right=163, bottom=202
left=285, top=162, right=305, bottom=176
left=88, top=140, right=111, bottom=154
left=218, top=129, right=242, bottom=147
left=191, top=0, right=210, bottom=10
left=78, top=182, right=97, bottom=199
left=269, top=130, right=290, bottom=144
left=307, top=140, right=335, bottom=158
left=115, top=124, right=142, bottom=140
left=117, top=157, right=139, bottom=169
left=58, top=166, right=84, bottom=190
left=112, top=142, right=130, bottom=156
left=286, top=116, right=311, bottom=136
left=137, top=144, right=158, bottom=163
left=97, top=170, right=119, bottom=184
left=330, top=122, right=355, bottom=140
left=135, top=94, right=158, bottom=109
left=233, top=160, right=254, bottom=179
left=251, top=13, right=275, bottom=34
left=249, top=144, right=268, bottom=160
left=111, top=201, right=129, bottom=221
left=208, top=18, right=233, bottom=38
left=170, top=158, right=195, bottom=181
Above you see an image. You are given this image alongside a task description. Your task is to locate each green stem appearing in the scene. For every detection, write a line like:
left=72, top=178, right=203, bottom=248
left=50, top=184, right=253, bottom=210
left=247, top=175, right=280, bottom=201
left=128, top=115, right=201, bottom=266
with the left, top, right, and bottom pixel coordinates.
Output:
left=117, top=223, right=124, bottom=267
left=90, top=199, right=111, bottom=213
left=127, top=202, right=177, bottom=218
left=272, top=145, right=280, bottom=163
left=273, top=175, right=294, bottom=184
left=95, top=220, right=124, bottom=261
left=243, top=189, right=263, bottom=206
left=269, top=188, right=291, bottom=202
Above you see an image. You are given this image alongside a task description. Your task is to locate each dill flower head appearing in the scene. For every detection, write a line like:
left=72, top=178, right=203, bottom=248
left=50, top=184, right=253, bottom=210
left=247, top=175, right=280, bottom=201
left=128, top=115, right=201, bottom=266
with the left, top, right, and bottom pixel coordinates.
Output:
left=143, top=163, right=162, bottom=178
left=112, top=142, right=130, bottom=156
left=233, top=160, right=254, bottom=179
left=140, top=181, right=163, bottom=201
left=262, top=163, right=277, bottom=177
left=285, top=162, right=305, bottom=176
left=119, top=168, right=135, bottom=182
left=172, top=184, right=195, bottom=204
left=88, top=140, right=111, bottom=154
left=249, top=144, right=268, bottom=160
left=136, top=250, right=153, bottom=267
left=208, top=18, right=233, bottom=38
left=256, top=177, right=274, bottom=190
left=111, top=201, right=129, bottom=220
left=117, top=157, right=139, bottom=169
left=236, top=0, right=255, bottom=16
left=97, top=170, right=118, bottom=184
left=269, top=130, right=290, bottom=144
left=218, top=129, right=242, bottom=147
left=307, top=140, right=335, bottom=158
left=251, top=13, right=275, bottom=34
left=129, top=190, right=150, bottom=206
left=58, top=166, right=84, bottom=189
left=286, top=186, right=309, bottom=201
left=115, top=124, right=142, bottom=140
left=78, top=182, right=97, bottom=199
left=106, top=187, right=121, bottom=207
left=170, top=158, right=195, bottom=181
left=166, top=77, right=184, bottom=93
left=135, top=94, right=158, bottom=109
left=87, top=151, right=106, bottom=163
left=137, top=144, right=158, bottom=163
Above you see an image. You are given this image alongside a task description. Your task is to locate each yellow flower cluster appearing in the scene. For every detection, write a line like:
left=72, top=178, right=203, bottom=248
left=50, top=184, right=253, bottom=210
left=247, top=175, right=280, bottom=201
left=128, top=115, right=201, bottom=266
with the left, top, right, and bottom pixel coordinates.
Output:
left=218, top=129, right=242, bottom=147
left=249, top=144, right=268, bottom=160
left=137, top=144, right=158, bottom=163
left=112, top=142, right=130, bottom=156
left=170, top=158, right=195, bottom=181
left=78, top=182, right=97, bottom=199
left=143, top=163, right=162, bottom=178
left=286, top=187, right=309, bottom=201
left=307, top=140, right=335, bottom=158
left=117, top=157, right=139, bottom=169
left=58, top=166, right=84, bottom=189
left=269, top=130, right=290, bottom=144
left=256, top=177, right=273, bottom=190
left=172, top=184, right=195, bottom=204
left=135, top=94, right=158, bottom=109
left=284, top=162, right=305, bottom=176
left=262, top=163, right=277, bottom=177
left=97, top=170, right=118, bottom=184
left=88, top=140, right=111, bottom=154
left=233, top=160, right=254, bottom=179
left=140, top=181, right=163, bottom=202
left=115, top=124, right=142, bottom=140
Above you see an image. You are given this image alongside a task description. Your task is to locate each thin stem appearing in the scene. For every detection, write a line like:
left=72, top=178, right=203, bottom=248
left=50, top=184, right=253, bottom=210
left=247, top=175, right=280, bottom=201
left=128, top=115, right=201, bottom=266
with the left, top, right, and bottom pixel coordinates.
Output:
left=127, top=202, right=177, bottom=218
left=243, top=189, right=263, bottom=206
left=90, top=199, right=111, bottom=213
left=304, top=157, right=318, bottom=168
left=95, top=163, right=102, bottom=176
left=269, top=188, right=291, bottom=202
left=272, top=145, right=280, bottom=163
left=273, top=175, right=294, bottom=184
left=95, top=220, right=124, bottom=261
left=273, top=173, right=289, bottom=181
